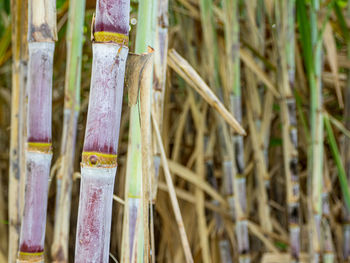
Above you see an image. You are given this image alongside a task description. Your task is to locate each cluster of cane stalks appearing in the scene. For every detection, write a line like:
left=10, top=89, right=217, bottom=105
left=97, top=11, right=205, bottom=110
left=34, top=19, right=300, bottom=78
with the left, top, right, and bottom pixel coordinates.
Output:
left=2, top=0, right=350, bottom=262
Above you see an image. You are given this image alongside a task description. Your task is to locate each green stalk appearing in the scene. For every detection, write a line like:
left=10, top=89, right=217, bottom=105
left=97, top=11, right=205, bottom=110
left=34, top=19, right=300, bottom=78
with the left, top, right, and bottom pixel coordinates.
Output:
left=310, top=1, right=323, bottom=261
left=151, top=0, right=169, bottom=202
left=297, top=0, right=323, bottom=261
left=150, top=0, right=168, bottom=260
left=324, top=116, right=350, bottom=210
left=122, top=0, right=156, bottom=261
left=51, top=0, right=85, bottom=261
left=324, top=115, right=350, bottom=262
left=223, top=0, right=249, bottom=262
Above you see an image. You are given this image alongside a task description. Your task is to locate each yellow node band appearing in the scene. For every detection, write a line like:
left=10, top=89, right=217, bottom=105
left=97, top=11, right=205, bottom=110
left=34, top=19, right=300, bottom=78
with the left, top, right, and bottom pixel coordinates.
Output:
left=19, top=251, right=44, bottom=256
left=82, top=151, right=118, bottom=168
left=18, top=251, right=44, bottom=262
left=94, top=31, right=128, bottom=46
left=27, top=142, right=52, bottom=153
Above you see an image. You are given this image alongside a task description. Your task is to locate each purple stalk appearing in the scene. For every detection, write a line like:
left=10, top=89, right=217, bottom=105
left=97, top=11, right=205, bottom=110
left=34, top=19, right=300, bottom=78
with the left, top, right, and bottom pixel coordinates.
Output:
left=74, top=0, right=130, bottom=261
left=18, top=40, right=55, bottom=263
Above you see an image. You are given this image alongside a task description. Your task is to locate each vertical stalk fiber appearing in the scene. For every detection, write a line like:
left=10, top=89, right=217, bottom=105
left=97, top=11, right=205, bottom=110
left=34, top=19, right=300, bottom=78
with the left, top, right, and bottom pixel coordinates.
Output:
left=9, top=0, right=27, bottom=261
left=17, top=0, right=57, bottom=261
left=223, top=0, right=249, bottom=262
left=74, top=0, right=129, bottom=261
left=51, top=0, right=85, bottom=261
left=275, top=1, right=300, bottom=262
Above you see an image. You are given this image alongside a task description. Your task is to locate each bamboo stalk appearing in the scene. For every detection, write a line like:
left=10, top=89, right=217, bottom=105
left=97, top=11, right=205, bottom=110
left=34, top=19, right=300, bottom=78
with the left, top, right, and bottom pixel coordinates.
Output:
left=17, top=0, right=57, bottom=261
left=275, top=1, right=300, bottom=262
left=51, top=0, right=85, bottom=261
left=9, top=0, right=27, bottom=261
left=74, top=0, right=130, bottom=261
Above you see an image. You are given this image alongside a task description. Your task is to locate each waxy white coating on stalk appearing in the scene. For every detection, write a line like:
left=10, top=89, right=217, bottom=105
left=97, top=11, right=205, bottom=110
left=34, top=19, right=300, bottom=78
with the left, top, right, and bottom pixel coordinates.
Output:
left=19, top=152, right=52, bottom=252
left=83, top=44, right=128, bottom=154
left=18, top=41, right=54, bottom=262
left=219, top=240, right=232, bottom=263
left=27, top=42, right=54, bottom=142
left=75, top=42, right=128, bottom=262
left=128, top=197, right=141, bottom=260
left=75, top=167, right=116, bottom=263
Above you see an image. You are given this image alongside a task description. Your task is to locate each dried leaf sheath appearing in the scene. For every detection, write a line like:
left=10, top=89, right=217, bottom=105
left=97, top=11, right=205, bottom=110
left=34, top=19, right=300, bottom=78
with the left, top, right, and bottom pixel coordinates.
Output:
left=9, top=0, right=28, bottom=260
left=74, top=0, right=130, bottom=261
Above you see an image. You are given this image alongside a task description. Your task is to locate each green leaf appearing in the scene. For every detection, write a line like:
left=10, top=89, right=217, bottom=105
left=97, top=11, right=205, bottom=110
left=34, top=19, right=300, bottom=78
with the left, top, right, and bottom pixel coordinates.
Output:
left=324, top=115, right=350, bottom=211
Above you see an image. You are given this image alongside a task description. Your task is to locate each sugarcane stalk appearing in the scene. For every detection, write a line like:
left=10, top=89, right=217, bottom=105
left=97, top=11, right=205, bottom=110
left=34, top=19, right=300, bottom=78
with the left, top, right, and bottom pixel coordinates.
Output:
left=74, top=0, right=130, bottom=261
left=121, top=50, right=154, bottom=263
left=51, top=0, right=85, bottom=261
left=205, top=133, right=232, bottom=263
left=198, top=1, right=235, bottom=261
left=9, top=0, right=27, bottom=261
left=321, top=169, right=334, bottom=263
left=243, top=0, right=273, bottom=234
left=275, top=1, right=300, bottom=262
left=17, top=0, right=57, bottom=261
left=223, top=0, right=250, bottom=261
left=306, top=0, right=323, bottom=261
left=151, top=0, right=169, bottom=203
left=121, top=0, right=156, bottom=261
